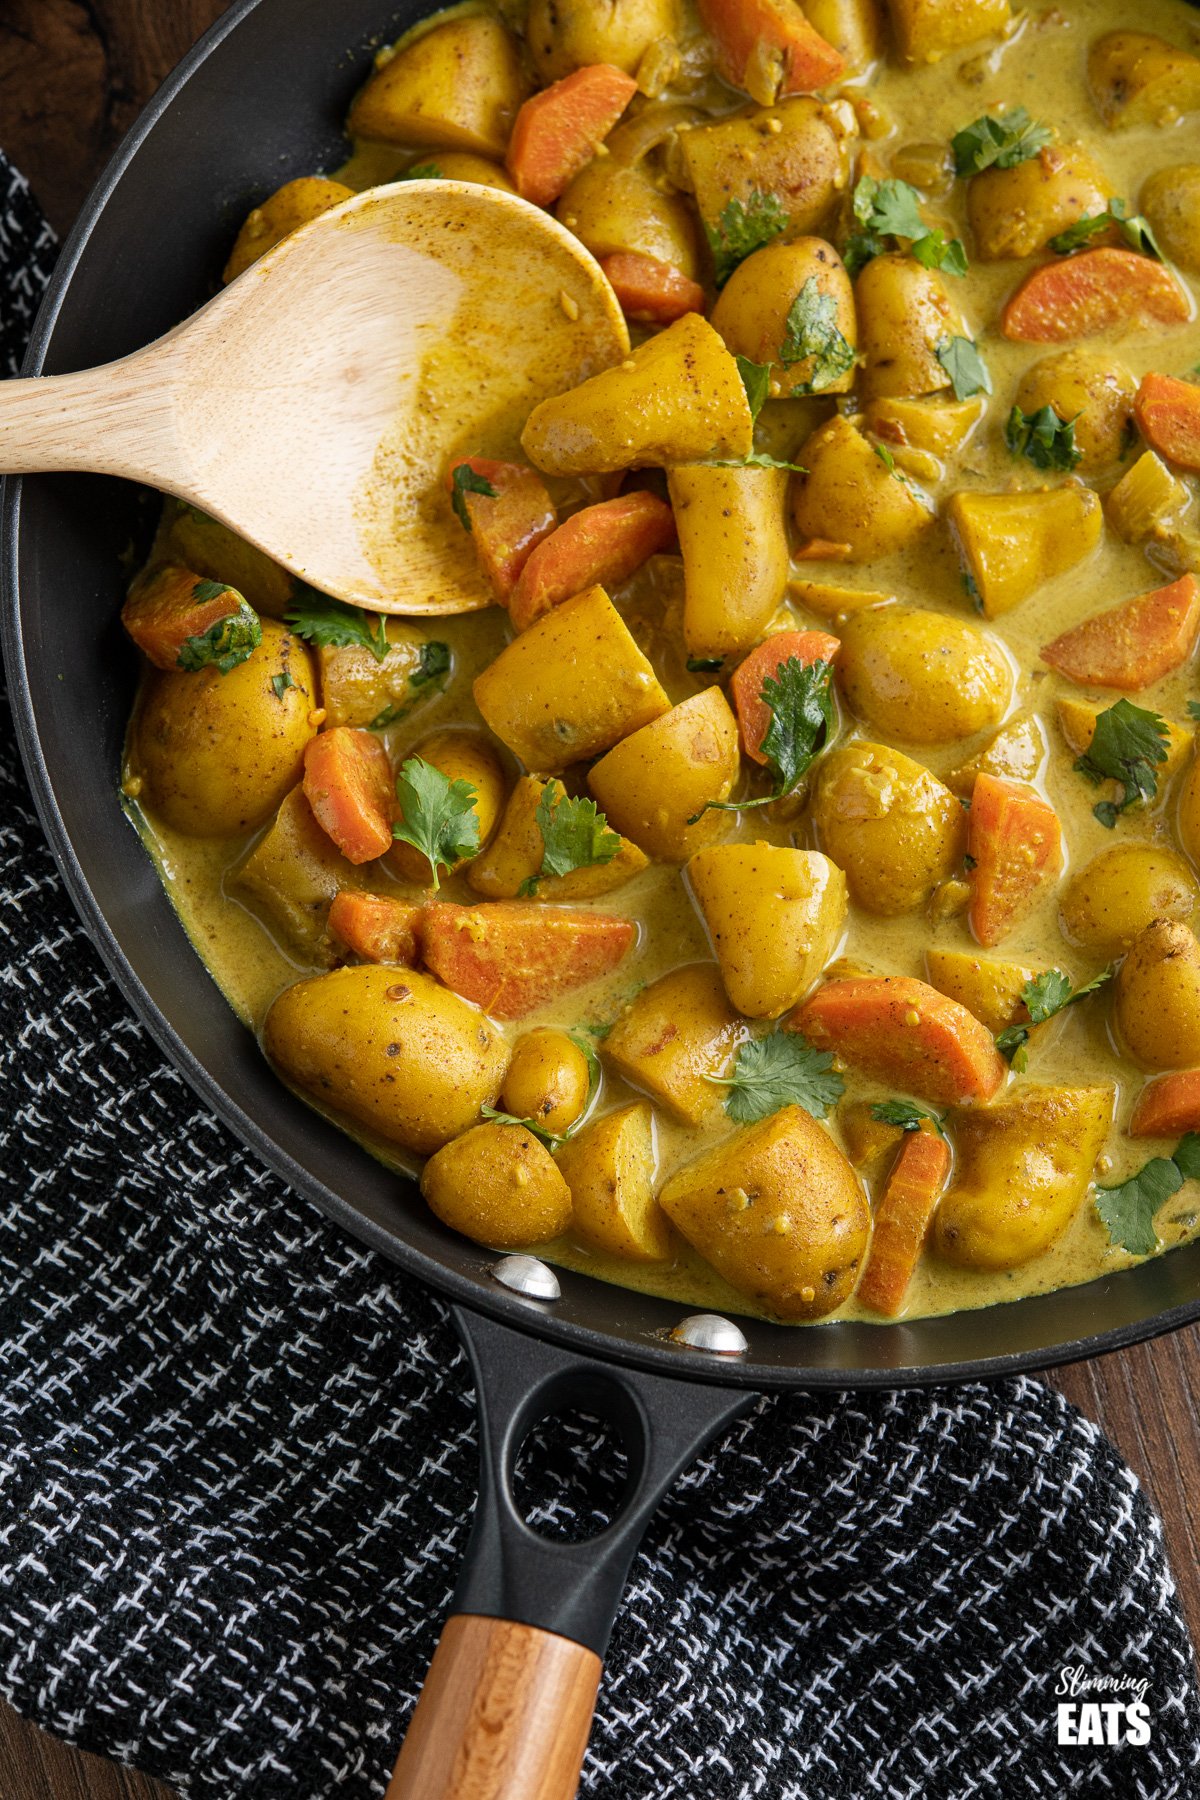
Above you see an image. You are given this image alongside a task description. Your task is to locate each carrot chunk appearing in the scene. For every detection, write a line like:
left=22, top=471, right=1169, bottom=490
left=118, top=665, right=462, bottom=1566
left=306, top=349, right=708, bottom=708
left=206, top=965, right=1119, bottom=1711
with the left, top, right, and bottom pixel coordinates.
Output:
left=328, top=890, right=422, bottom=965
left=508, top=493, right=677, bottom=632
left=121, top=563, right=257, bottom=672
left=1000, top=248, right=1191, bottom=344
left=966, top=774, right=1061, bottom=950
left=1134, top=372, right=1200, bottom=474
left=506, top=64, right=638, bottom=208
left=303, top=728, right=395, bottom=865
left=696, top=0, right=844, bottom=96
left=791, top=976, right=1006, bottom=1107
left=857, top=1128, right=952, bottom=1317
left=599, top=252, right=707, bottom=325
left=1041, top=573, right=1200, bottom=691
left=1129, top=1070, right=1200, bottom=1139
left=421, top=902, right=636, bottom=1019
left=445, top=456, right=557, bottom=602
left=730, top=629, right=840, bottom=763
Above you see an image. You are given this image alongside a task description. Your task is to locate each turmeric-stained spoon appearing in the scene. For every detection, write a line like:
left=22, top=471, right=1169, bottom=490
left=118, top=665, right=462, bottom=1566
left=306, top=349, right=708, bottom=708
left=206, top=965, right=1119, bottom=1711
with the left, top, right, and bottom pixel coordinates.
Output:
left=0, top=181, right=629, bottom=615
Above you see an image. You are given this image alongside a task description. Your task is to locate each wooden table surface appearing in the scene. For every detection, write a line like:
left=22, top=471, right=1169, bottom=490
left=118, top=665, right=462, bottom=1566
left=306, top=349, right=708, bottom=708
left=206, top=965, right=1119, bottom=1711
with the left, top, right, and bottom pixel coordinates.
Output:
left=3, top=2, right=1199, bottom=1793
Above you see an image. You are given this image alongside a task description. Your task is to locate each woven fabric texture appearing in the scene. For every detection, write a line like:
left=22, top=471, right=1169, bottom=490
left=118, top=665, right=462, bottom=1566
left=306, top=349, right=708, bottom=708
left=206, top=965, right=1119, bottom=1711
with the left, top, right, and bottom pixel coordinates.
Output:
left=3, top=150, right=1200, bottom=1800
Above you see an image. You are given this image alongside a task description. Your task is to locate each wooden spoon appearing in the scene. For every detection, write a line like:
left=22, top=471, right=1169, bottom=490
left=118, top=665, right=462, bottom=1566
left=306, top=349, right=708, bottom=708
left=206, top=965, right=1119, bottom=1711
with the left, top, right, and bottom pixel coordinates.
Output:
left=0, top=181, right=629, bottom=615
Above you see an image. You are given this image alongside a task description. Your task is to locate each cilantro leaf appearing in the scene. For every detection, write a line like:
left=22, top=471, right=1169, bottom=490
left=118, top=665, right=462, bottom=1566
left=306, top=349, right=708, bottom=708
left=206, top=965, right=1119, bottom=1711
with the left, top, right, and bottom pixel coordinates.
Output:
left=1049, top=210, right=1114, bottom=255
left=962, top=569, right=983, bottom=611
left=177, top=597, right=262, bottom=675
left=711, top=1030, right=845, bottom=1124
left=410, top=639, right=451, bottom=688
left=400, top=161, right=444, bottom=180
left=873, top=442, right=912, bottom=487
left=450, top=463, right=498, bottom=530
left=1050, top=198, right=1162, bottom=259
left=779, top=278, right=856, bottom=391
left=285, top=586, right=390, bottom=662
left=392, top=756, right=481, bottom=891
left=706, top=189, right=789, bottom=286
left=521, top=781, right=620, bottom=895
left=1004, top=404, right=1083, bottom=471
left=1175, top=1133, right=1200, bottom=1182
left=709, top=450, right=808, bottom=472
left=569, top=1031, right=603, bottom=1109
left=687, top=655, right=724, bottom=672
left=844, top=177, right=968, bottom=278
left=911, top=229, right=969, bottom=276
left=951, top=107, right=1053, bottom=177
left=1073, top=699, right=1170, bottom=827
left=735, top=355, right=772, bottom=422
left=871, top=1100, right=947, bottom=1137
left=936, top=335, right=991, bottom=401
left=479, top=1105, right=567, bottom=1150
left=1096, top=1157, right=1182, bottom=1256
left=1188, top=700, right=1200, bottom=722
left=270, top=670, right=296, bottom=700
left=694, top=658, right=835, bottom=819
left=995, top=965, right=1114, bottom=1071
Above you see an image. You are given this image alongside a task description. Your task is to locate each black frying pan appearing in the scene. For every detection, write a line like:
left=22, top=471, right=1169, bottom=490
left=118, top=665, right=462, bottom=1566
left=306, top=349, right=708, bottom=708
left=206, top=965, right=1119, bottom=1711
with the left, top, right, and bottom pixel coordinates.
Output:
left=5, top=1, right=1200, bottom=1792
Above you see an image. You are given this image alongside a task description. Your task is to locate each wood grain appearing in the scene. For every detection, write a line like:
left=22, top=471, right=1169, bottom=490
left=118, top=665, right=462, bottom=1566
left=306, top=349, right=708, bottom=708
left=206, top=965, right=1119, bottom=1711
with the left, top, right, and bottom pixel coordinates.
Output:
left=1, top=2, right=1198, bottom=1794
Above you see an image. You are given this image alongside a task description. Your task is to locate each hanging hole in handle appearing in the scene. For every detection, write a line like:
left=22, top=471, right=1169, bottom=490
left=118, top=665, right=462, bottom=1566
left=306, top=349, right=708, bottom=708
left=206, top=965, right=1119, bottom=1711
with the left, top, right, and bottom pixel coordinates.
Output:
left=512, top=1403, right=634, bottom=1543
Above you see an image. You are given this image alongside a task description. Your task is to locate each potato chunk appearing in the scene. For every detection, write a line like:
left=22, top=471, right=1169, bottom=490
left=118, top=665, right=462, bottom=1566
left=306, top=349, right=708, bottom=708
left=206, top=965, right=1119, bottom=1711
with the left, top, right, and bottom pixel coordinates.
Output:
left=588, top=689, right=741, bottom=862
left=347, top=12, right=528, bottom=157
left=688, top=844, right=847, bottom=1016
left=1060, top=845, right=1199, bottom=957
left=967, top=145, right=1111, bottom=262
left=473, top=586, right=668, bottom=772
left=557, top=1103, right=669, bottom=1261
left=223, top=178, right=353, bottom=283
left=604, top=964, right=747, bottom=1124
left=835, top=605, right=1011, bottom=745
left=810, top=742, right=965, bottom=916
left=527, top=0, right=681, bottom=81
left=1141, top=164, right=1200, bottom=273
left=1014, top=351, right=1135, bottom=473
left=790, top=416, right=936, bottom=560
left=1115, top=921, right=1200, bottom=1071
left=659, top=1106, right=869, bottom=1320
left=502, top=1029, right=593, bottom=1136
left=422, top=1124, right=572, bottom=1248
left=855, top=253, right=965, bottom=401
left=935, top=1086, right=1113, bottom=1270
left=947, top=488, right=1103, bottom=619
left=233, top=786, right=355, bottom=964
left=668, top=464, right=790, bottom=661
left=923, top=948, right=1040, bottom=1034
left=883, top=0, right=1009, bottom=65
left=679, top=96, right=857, bottom=252
left=1088, top=30, right=1200, bottom=130
left=319, top=624, right=447, bottom=730
left=946, top=713, right=1047, bottom=799
left=710, top=238, right=856, bottom=398
left=468, top=776, right=649, bottom=901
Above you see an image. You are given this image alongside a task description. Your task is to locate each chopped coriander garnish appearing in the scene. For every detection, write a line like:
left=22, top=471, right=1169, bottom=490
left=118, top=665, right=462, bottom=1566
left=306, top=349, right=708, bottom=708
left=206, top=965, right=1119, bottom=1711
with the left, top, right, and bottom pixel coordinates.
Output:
left=177, top=595, right=262, bottom=675
left=735, top=355, right=772, bottom=422
left=519, top=781, right=621, bottom=896
left=872, top=442, right=912, bottom=487
left=995, top=966, right=1114, bottom=1072
left=450, top=463, right=498, bottom=530
left=687, top=655, right=725, bottom=673
left=709, top=450, right=808, bottom=472
left=1050, top=199, right=1162, bottom=260
left=961, top=570, right=983, bottom=612
left=400, top=161, right=444, bottom=181
left=844, top=176, right=967, bottom=277
left=779, top=278, right=856, bottom=391
left=479, top=1105, right=567, bottom=1150
left=692, top=657, right=836, bottom=819
left=910, top=229, right=969, bottom=276
left=410, top=639, right=451, bottom=689
left=1189, top=700, right=1200, bottom=722
left=871, top=1100, right=947, bottom=1138
left=1095, top=1134, right=1200, bottom=1255
left=936, top=335, right=991, bottom=401
left=1004, top=404, right=1083, bottom=472
left=270, top=670, right=296, bottom=700
left=1073, top=699, right=1170, bottom=827
left=392, top=755, right=481, bottom=891
left=951, top=107, right=1053, bottom=177
left=710, top=1029, right=845, bottom=1124
left=706, top=189, right=789, bottom=286
left=285, top=586, right=390, bottom=662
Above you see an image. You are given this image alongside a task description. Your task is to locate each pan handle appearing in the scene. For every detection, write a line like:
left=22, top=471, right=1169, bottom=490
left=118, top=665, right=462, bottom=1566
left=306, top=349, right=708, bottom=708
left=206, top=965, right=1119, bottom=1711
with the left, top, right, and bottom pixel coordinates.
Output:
left=384, top=1305, right=753, bottom=1800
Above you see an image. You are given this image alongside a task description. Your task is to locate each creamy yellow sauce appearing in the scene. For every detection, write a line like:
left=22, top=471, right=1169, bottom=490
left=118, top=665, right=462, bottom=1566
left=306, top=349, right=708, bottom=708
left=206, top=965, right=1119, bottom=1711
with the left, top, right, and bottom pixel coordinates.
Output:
left=127, top=0, right=1200, bottom=1326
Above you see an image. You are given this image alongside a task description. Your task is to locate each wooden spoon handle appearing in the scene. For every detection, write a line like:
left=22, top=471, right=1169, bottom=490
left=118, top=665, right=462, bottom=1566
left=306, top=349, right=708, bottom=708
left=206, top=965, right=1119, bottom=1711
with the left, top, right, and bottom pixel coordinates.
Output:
left=0, top=356, right=184, bottom=486
left=385, top=1614, right=601, bottom=1800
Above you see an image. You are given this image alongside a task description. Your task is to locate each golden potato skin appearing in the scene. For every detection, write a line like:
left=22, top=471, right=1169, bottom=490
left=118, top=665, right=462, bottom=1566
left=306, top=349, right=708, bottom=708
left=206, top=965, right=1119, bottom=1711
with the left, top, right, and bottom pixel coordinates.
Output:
left=947, top=488, right=1103, bottom=619
left=501, top=1029, right=593, bottom=1135
left=527, top=0, right=680, bottom=80
left=688, top=844, right=847, bottom=1016
left=946, top=713, right=1047, bottom=799
left=935, top=1086, right=1113, bottom=1271
left=1141, top=164, right=1200, bottom=273
left=811, top=742, right=966, bottom=915
left=710, top=238, right=856, bottom=398
left=421, top=1123, right=572, bottom=1248
left=1089, top=30, right=1200, bottom=129
left=263, top=965, right=509, bottom=1156
left=233, top=785, right=354, bottom=964
left=659, top=1106, right=869, bottom=1320
left=835, top=605, right=1012, bottom=745
left=1059, top=845, right=1199, bottom=957
left=557, top=160, right=700, bottom=278
left=133, top=621, right=316, bottom=837
left=165, top=504, right=295, bottom=618
left=588, top=688, right=740, bottom=863
left=347, top=12, right=527, bottom=156
left=855, top=253, right=964, bottom=401
left=923, top=947, right=1040, bottom=1033
left=680, top=97, right=857, bottom=248
left=224, top=178, right=354, bottom=283
left=556, top=1102, right=669, bottom=1261
left=862, top=394, right=983, bottom=457
left=790, top=416, right=936, bottom=560
left=1014, top=351, right=1136, bottom=473
left=668, top=464, right=790, bottom=661
left=1115, top=921, right=1200, bottom=1071
left=884, top=0, right=1009, bottom=65
left=389, top=728, right=506, bottom=885
left=604, top=964, right=745, bottom=1124
left=967, top=145, right=1112, bottom=262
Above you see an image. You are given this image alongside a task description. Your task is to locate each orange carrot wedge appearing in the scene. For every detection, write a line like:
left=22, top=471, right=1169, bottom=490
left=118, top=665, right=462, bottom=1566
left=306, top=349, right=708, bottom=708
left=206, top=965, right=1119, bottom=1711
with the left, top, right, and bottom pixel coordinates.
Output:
left=967, top=774, right=1062, bottom=950
left=121, top=563, right=258, bottom=671
left=1041, top=573, right=1200, bottom=690
left=731, top=629, right=840, bottom=763
left=303, top=727, right=395, bottom=865
left=445, top=456, right=557, bottom=602
left=791, top=976, right=1006, bottom=1106
left=696, top=0, right=844, bottom=96
left=858, top=1128, right=953, bottom=1317
left=1001, top=249, right=1191, bottom=343
left=1134, top=372, right=1200, bottom=473
left=328, top=890, right=422, bottom=965
left=420, top=902, right=636, bottom=1019
left=506, top=64, right=638, bottom=208
left=508, top=492, right=677, bottom=632
left=1129, top=1070, right=1200, bottom=1138
left=599, top=252, right=707, bottom=325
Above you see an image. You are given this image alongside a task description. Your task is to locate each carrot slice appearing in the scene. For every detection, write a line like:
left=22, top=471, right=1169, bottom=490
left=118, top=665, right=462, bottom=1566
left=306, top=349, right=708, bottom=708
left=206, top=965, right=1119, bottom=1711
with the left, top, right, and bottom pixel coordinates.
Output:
left=444, top=456, right=557, bottom=602
left=508, top=493, right=677, bottom=632
left=857, top=1128, right=953, bottom=1317
left=967, top=774, right=1062, bottom=950
left=303, top=728, right=395, bottom=865
left=599, top=252, right=706, bottom=325
left=421, top=902, right=636, bottom=1019
left=1000, top=248, right=1191, bottom=344
left=696, top=0, right=844, bottom=96
left=1134, top=372, right=1200, bottom=473
left=1129, top=1070, right=1200, bottom=1138
left=121, top=563, right=256, bottom=671
left=506, top=64, right=638, bottom=208
left=328, top=890, right=422, bottom=965
left=1041, top=573, right=1200, bottom=691
left=731, top=629, right=840, bottom=763
left=791, top=976, right=1006, bottom=1106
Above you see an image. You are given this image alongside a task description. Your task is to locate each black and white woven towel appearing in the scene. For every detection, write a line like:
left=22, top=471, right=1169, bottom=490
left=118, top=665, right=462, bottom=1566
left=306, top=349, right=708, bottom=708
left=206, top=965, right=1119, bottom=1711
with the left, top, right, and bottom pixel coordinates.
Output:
left=3, top=151, right=1200, bottom=1800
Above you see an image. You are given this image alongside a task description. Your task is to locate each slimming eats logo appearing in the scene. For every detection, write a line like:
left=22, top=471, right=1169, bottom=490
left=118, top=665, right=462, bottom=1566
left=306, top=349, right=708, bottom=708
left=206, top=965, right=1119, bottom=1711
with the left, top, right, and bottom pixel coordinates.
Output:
left=1056, top=1665, right=1152, bottom=1746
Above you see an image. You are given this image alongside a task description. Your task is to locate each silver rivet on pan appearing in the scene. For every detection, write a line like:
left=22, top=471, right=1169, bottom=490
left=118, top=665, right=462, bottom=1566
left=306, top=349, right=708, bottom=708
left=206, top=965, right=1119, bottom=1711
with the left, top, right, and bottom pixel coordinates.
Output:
left=670, top=1313, right=749, bottom=1356
left=491, top=1254, right=562, bottom=1301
